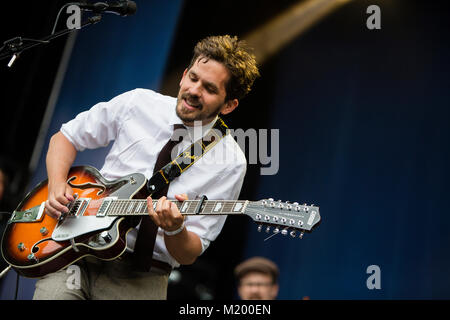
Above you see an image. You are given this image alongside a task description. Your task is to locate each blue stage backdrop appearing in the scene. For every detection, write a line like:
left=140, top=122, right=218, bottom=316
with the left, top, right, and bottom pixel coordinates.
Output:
left=0, top=0, right=182, bottom=300
left=240, top=1, right=450, bottom=299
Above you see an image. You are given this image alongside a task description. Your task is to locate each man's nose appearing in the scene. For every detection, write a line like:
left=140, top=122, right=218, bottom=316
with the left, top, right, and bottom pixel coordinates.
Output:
left=188, top=82, right=202, bottom=97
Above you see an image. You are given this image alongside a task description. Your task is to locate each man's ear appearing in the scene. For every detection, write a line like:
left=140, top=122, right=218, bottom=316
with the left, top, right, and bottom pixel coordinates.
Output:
left=179, top=68, right=188, bottom=87
left=220, top=99, right=239, bottom=115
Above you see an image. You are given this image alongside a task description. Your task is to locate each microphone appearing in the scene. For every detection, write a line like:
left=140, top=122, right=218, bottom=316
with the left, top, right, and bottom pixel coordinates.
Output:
left=77, top=1, right=137, bottom=16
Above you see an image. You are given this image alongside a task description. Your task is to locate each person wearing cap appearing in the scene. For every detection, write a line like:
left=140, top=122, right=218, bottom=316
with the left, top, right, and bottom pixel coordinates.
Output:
left=234, top=256, right=279, bottom=300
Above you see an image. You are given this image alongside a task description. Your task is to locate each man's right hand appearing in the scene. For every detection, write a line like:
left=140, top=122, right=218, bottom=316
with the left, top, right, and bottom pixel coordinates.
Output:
left=45, top=181, right=74, bottom=220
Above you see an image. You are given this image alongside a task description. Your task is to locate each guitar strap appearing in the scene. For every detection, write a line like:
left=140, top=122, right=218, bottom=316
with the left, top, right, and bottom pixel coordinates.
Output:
left=134, top=117, right=229, bottom=272
left=146, top=117, right=229, bottom=196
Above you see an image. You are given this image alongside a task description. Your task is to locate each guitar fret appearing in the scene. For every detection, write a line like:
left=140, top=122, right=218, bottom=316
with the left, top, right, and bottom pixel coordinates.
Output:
left=130, top=201, right=137, bottom=214
left=137, top=201, right=145, bottom=214
left=187, top=201, right=197, bottom=214
left=120, top=200, right=128, bottom=215
left=110, top=201, right=119, bottom=215
left=180, top=201, right=189, bottom=213
left=126, top=201, right=134, bottom=214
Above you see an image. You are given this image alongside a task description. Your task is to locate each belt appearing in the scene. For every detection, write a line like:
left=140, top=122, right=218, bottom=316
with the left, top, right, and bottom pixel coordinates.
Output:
left=118, top=251, right=172, bottom=274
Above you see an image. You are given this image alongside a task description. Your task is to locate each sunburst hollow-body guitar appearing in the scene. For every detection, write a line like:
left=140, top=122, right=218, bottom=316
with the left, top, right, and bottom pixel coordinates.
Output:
left=1, top=166, right=321, bottom=278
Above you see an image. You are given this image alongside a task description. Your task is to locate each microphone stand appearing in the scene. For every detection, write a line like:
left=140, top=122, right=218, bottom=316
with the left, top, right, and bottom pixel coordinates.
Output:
left=0, top=14, right=102, bottom=67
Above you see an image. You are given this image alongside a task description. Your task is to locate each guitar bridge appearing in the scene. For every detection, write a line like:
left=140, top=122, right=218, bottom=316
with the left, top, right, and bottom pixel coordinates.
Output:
left=60, top=197, right=90, bottom=222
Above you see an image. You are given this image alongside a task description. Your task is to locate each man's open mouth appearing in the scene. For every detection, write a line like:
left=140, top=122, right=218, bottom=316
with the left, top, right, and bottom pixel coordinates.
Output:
left=183, top=98, right=202, bottom=110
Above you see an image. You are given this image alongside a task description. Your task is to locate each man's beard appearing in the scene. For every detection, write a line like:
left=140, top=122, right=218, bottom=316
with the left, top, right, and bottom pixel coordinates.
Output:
left=176, top=92, right=222, bottom=125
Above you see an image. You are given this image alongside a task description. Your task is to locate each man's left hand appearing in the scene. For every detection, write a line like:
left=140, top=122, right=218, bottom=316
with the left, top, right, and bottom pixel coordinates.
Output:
left=147, top=194, right=187, bottom=232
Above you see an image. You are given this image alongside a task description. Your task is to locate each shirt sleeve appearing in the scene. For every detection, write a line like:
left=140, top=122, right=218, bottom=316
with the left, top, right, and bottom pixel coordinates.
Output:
left=60, top=90, right=137, bottom=151
left=185, top=152, right=247, bottom=253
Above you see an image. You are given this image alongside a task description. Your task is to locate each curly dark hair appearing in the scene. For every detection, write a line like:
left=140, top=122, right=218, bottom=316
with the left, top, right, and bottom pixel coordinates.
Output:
left=188, top=35, right=260, bottom=101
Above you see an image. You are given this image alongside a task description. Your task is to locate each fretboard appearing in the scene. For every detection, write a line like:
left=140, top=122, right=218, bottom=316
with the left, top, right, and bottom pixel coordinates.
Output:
left=102, top=199, right=248, bottom=216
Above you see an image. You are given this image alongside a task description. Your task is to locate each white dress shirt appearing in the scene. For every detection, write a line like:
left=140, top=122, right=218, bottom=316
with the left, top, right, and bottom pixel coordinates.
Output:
left=60, top=88, right=247, bottom=268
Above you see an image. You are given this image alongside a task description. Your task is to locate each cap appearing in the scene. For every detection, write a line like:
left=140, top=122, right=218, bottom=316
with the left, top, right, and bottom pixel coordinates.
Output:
left=234, top=256, right=279, bottom=282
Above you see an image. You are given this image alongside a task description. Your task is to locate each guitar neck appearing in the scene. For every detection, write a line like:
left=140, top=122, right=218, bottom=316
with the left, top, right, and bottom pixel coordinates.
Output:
left=104, top=199, right=248, bottom=217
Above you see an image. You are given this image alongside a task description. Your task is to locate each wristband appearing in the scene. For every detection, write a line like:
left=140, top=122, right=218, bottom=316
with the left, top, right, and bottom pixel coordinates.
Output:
left=164, top=222, right=185, bottom=236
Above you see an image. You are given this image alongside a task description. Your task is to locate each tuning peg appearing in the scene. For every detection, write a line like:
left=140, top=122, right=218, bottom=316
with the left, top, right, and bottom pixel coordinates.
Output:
left=273, top=227, right=280, bottom=234
left=289, top=230, right=296, bottom=238
left=257, top=225, right=262, bottom=232
left=281, top=229, right=288, bottom=236
left=268, top=198, right=274, bottom=202
left=299, top=231, right=305, bottom=239
left=265, top=226, right=271, bottom=233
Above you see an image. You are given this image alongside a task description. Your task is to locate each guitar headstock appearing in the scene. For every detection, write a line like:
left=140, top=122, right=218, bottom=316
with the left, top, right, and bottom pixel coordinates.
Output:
left=244, top=198, right=321, bottom=238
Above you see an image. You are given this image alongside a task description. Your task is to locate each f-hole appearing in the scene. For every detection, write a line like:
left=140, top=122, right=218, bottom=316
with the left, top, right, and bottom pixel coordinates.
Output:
left=67, top=176, right=106, bottom=195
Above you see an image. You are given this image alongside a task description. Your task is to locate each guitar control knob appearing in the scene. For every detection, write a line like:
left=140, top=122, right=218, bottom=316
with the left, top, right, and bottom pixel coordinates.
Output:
left=40, top=227, right=49, bottom=236
left=100, top=231, right=112, bottom=243
left=27, top=253, right=38, bottom=262
left=17, top=242, right=25, bottom=252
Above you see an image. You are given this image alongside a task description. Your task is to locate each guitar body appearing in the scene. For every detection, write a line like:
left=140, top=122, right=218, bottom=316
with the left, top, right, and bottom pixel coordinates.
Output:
left=1, top=166, right=147, bottom=278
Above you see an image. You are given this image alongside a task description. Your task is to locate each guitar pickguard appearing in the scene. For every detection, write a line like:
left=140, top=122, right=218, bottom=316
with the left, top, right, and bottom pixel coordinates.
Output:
left=52, top=214, right=118, bottom=241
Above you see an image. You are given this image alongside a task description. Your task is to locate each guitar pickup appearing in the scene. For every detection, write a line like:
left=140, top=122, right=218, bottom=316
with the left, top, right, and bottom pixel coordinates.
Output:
left=96, top=197, right=117, bottom=217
